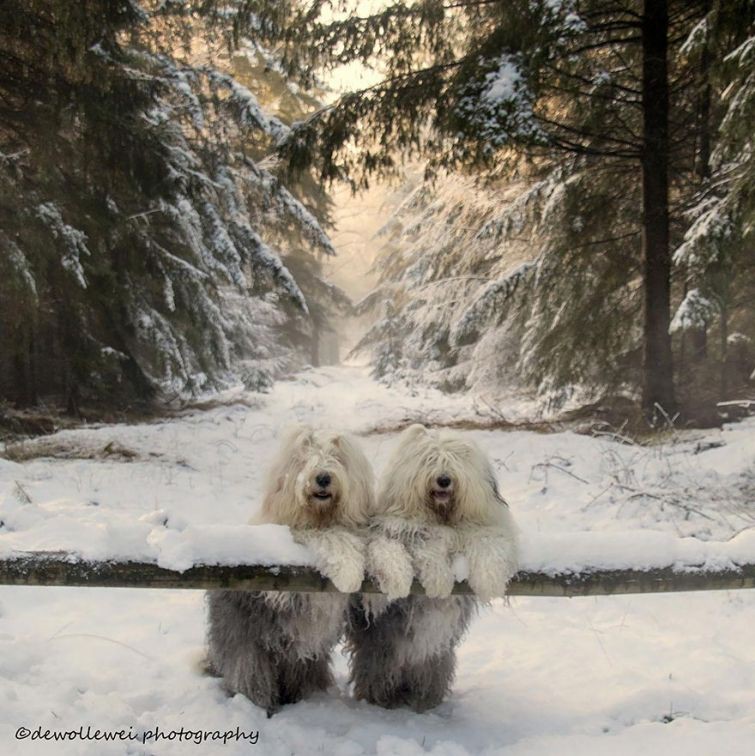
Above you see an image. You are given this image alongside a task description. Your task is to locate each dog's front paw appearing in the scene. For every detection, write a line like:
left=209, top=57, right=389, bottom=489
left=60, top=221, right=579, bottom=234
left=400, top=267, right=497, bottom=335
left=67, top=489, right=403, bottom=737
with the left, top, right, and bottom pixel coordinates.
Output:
left=367, top=537, right=414, bottom=600
left=417, top=560, right=455, bottom=599
left=410, top=525, right=456, bottom=598
left=325, top=551, right=366, bottom=593
left=296, top=527, right=367, bottom=593
left=467, top=554, right=517, bottom=601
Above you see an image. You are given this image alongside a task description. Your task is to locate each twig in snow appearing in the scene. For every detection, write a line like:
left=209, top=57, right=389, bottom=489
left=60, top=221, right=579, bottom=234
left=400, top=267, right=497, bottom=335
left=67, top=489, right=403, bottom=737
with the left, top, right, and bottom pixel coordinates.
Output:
left=531, top=461, right=590, bottom=485
left=619, top=486, right=716, bottom=522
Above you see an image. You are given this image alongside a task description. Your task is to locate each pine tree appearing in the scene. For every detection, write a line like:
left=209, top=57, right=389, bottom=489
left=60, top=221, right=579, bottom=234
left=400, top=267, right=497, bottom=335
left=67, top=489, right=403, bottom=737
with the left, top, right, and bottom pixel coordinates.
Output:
left=0, top=1, right=343, bottom=411
left=237, top=0, right=746, bottom=418
left=351, top=164, right=643, bottom=412
left=672, top=0, right=755, bottom=399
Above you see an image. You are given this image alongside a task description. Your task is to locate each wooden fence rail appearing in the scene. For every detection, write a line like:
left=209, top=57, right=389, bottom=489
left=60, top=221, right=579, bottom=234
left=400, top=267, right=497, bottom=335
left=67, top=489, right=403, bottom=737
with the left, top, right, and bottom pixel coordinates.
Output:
left=1, top=553, right=754, bottom=597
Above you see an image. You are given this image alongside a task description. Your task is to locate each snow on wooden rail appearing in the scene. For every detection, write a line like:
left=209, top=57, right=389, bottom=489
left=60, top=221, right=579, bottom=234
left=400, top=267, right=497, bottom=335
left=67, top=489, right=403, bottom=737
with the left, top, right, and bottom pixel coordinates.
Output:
left=1, top=552, right=754, bottom=597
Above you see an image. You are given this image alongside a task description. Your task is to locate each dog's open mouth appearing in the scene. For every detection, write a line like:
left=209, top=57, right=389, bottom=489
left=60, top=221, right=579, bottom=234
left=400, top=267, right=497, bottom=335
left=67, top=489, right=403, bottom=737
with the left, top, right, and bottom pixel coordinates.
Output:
left=430, top=489, right=452, bottom=504
left=427, top=488, right=455, bottom=523
left=309, top=490, right=333, bottom=503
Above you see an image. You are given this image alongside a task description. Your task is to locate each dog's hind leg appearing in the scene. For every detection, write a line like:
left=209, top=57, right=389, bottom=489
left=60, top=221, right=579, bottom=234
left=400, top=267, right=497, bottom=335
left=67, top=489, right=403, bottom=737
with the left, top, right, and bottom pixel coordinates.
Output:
left=346, top=596, right=401, bottom=708
left=393, top=648, right=457, bottom=712
left=206, top=590, right=282, bottom=715
left=208, top=590, right=346, bottom=716
left=275, top=652, right=334, bottom=707
left=347, top=595, right=475, bottom=711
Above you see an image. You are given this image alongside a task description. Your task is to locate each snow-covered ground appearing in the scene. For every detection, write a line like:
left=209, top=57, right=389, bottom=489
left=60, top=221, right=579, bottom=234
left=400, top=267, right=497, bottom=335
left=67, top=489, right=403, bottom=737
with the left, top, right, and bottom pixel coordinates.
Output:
left=1, top=366, right=754, bottom=755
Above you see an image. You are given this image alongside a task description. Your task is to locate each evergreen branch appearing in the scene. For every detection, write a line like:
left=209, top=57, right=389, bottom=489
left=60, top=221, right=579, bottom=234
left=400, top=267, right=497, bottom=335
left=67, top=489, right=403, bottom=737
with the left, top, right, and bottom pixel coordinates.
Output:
left=566, top=36, right=643, bottom=56
left=534, top=113, right=642, bottom=151
left=543, top=63, right=642, bottom=96
left=569, top=231, right=641, bottom=250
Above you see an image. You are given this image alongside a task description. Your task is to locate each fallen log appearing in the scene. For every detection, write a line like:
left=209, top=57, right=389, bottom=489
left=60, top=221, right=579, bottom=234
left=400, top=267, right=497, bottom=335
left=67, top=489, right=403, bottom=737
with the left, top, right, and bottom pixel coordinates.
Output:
left=1, top=552, right=753, bottom=597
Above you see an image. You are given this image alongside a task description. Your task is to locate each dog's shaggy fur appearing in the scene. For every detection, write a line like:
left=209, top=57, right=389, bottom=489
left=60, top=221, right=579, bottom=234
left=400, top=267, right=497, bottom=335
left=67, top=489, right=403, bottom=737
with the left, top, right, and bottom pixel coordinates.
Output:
left=348, top=424, right=518, bottom=711
left=206, top=425, right=373, bottom=716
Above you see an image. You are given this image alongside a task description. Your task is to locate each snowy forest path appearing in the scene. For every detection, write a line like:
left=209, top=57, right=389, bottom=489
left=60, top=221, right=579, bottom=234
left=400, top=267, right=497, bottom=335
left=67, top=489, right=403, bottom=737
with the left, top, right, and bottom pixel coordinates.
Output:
left=0, top=363, right=753, bottom=570
left=0, top=364, right=753, bottom=754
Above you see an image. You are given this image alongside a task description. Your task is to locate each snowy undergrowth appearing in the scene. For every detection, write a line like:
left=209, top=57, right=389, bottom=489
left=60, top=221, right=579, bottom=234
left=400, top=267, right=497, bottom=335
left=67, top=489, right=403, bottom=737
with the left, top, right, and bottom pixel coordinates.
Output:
left=0, top=365, right=754, bottom=754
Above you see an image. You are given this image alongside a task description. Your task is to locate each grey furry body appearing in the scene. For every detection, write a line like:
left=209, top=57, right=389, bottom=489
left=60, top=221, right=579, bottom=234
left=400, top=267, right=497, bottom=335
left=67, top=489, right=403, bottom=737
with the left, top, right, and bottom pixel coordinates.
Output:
left=205, top=425, right=374, bottom=716
left=350, top=424, right=519, bottom=712
left=346, top=594, right=475, bottom=711
left=206, top=589, right=348, bottom=716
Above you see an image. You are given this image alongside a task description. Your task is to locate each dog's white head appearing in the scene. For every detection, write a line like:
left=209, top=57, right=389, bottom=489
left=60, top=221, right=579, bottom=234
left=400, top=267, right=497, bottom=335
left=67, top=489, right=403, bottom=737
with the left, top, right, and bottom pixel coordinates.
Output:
left=378, top=424, right=508, bottom=525
left=260, top=425, right=374, bottom=528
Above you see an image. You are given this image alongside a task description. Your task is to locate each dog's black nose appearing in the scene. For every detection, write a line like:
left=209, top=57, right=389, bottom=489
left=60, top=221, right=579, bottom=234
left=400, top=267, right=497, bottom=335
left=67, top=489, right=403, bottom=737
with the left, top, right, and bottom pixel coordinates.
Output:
left=315, top=472, right=331, bottom=488
left=437, top=475, right=452, bottom=489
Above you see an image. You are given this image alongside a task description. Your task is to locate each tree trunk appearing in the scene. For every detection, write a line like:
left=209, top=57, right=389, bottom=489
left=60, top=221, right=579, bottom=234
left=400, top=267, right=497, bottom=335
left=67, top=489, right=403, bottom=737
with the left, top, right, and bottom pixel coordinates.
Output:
left=696, top=0, right=713, bottom=184
left=720, top=302, right=728, bottom=399
left=690, top=0, right=712, bottom=361
left=690, top=326, right=708, bottom=361
left=641, top=0, right=677, bottom=417
left=311, top=319, right=321, bottom=367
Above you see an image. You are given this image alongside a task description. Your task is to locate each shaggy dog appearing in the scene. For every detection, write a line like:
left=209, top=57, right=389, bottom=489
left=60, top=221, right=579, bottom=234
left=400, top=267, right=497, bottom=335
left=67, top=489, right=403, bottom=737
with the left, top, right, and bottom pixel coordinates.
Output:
left=206, top=425, right=373, bottom=716
left=347, top=424, right=518, bottom=711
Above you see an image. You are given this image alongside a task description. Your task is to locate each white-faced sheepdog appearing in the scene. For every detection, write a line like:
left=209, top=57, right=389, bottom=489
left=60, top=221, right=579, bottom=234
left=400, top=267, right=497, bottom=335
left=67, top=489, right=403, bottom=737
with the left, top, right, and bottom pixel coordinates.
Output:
left=347, top=423, right=518, bottom=712
left=206, top=424, right=373, bottom=716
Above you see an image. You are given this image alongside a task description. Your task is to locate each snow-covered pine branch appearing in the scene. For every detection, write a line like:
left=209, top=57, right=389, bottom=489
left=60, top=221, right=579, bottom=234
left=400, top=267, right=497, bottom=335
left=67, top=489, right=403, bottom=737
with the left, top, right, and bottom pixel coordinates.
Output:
left=0, top=3, right=348, bottom=407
